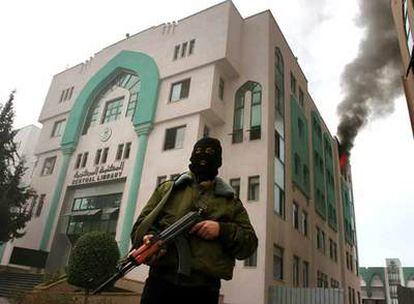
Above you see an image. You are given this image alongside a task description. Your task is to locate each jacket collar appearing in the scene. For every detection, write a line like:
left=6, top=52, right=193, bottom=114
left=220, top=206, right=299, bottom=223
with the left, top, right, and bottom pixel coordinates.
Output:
left=174, top=172, right=235, bottom=199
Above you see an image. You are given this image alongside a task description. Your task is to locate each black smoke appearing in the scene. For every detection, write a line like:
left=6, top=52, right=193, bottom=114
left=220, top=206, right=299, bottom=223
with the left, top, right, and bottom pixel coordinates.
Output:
left=337, top=0, right=403, bottom=153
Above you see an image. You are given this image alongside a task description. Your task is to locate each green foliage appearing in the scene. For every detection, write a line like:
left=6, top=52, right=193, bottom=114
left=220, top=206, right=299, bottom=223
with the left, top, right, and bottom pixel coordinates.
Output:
left=0, top=91, right=36, bottom=243
left=67, top=232, right=120, bottom=291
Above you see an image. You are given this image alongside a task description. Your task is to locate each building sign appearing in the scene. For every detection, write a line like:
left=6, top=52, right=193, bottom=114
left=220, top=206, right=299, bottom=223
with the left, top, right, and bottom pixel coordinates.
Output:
left=71, top=161, right=124, bottom=185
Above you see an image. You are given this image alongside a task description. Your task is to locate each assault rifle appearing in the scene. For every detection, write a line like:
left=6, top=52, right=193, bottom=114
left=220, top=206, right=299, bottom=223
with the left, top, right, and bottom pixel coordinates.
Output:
left=92, top=208, right=204, bottom=294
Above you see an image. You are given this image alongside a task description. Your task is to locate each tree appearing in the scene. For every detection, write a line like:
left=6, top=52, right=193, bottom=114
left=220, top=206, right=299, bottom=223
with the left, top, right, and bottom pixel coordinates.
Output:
left=67, top=231, right=120, bottom=291
left=0, top=91, right=35, bottom=243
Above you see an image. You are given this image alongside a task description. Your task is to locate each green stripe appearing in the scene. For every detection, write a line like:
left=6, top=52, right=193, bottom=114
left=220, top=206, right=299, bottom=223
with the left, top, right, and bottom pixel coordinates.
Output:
left=118, top=124, right=152, bottom=255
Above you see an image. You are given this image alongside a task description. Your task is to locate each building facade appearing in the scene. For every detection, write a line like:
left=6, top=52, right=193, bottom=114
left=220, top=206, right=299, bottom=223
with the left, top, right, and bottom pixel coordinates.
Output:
left=360, top=258, right=414, bottom=304
left=0, top=2, right=360, bottom=303
left=391, top=0, right=414, bottom=135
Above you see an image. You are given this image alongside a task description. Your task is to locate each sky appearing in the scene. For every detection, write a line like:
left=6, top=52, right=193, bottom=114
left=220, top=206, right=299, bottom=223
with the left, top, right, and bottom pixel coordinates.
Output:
left=0, top=0, right=413, bottom=267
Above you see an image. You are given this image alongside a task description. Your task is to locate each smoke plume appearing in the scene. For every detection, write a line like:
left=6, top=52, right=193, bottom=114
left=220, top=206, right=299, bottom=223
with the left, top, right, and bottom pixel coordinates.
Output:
left=337, top=0, right=403, bottom=153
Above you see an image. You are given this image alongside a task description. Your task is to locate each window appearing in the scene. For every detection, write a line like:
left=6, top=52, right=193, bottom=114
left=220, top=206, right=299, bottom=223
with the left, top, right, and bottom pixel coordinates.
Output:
left=75, top=154, right=82, bottom=169
left=124, top=142, right=131, bottom=159
left=274, top=184, right=285, bottom=219
left=301, top=210, right=308, bottom=236
left=250, top=86, right=262, bottom=140
left=41, top=156, right=56, bottom=176
left=293, top=202, right=299, bottom=230
left=290, top=73, right=297, bottom=95
left=102, top=98, right=123, bottom=123
left=81, top=152, right=88, bottom=168
left=316, top=227, right=326, bottom=253
left=181, top=42, right=188, bottom=57
left=164, top=125, right=186, bottom=150
left=59, top=86, right=74, bottom=103
left=94, top=149, right=102, bottom=165
left=170, top=79, right=191, bottom=102
left=28, top=195, right=38, bottom=218
left=275, top=131, right=285, bottom=162
left=233, top=92, right=245, bottom=143
left=116, top=144, right=124, bottom=161
left=35, top=194, right=46, bottom=217
left=298, top=118, right=304, bottom=138
left=294, top=153, right=300, bottom=176
left=230, top=178, right=241, bottom=198
left=244, top=249, right=257, bottom=267
left=299, top=88, right=304, bottom=107
left=293, top=255, right=300, bottom=287
left=330, top=239, right=338, bottom=262
left=317, top=271, right=328, bottom=288
left=173, top=45, right=180, bottom=60
left=302, top=261, right=309, bottom=287
left=248, top=176, right=260, bottom=201
left=331, top=278, right=340, bottom=289
left=157, top=175, right=167, bottom=187
left=273, top=245, right=283, bottom=280
left=219, top=77, right=224, bottom=100
left=51, top=119, right=66, bottom=137
left=189, top=39, right=195, bottom=55
left=101, top=148, right=109, bottom=164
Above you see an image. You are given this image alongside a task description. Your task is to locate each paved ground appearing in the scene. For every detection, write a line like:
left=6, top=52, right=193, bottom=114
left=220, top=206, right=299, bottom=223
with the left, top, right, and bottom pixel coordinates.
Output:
left=0, top=297, right=9, bottom=304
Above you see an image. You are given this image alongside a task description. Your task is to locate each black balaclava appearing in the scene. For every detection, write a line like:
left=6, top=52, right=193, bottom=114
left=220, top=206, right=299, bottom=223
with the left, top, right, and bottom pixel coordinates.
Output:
left=189, top=137, right=222, bottom=182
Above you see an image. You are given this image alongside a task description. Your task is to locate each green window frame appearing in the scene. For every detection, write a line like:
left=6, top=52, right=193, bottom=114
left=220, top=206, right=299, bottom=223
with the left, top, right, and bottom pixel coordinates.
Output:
left=102, top=98, right=123, bottom=123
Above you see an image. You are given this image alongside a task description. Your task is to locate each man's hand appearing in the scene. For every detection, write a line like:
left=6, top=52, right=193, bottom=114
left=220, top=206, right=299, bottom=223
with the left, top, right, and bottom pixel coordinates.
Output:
left=141, top=234, right=166, bottom=265
left=190, top=220, right=220, bottom=240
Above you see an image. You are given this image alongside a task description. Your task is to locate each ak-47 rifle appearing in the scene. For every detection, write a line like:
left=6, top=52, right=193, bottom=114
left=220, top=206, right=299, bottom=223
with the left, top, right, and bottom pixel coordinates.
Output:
left=92, top=208, right=204, bottom=294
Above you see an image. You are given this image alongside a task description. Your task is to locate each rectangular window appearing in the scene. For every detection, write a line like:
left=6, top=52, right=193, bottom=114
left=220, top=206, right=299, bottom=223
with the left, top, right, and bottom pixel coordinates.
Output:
left=301, top=210, right=308, bottom=236
left=157, top=175, right=167, bottom=187
left=274, top=184, right=285, bottom=219
left=293, top=202, right=299, bottom=230
left=81, top=152, right=88, bottom=168
left=329, top=239, right=334, bottom=260
left=219, top=77, right=224, bottom=100
left=302, top=261, right=309, bottom=287
left=173, top=45, right=180, bottom=60
left=290, top=73, right=297, bottom=95
left=189, top=39, right=195, bottom=55
left=164, top=125, right=186, bottom=150
left=75, top=154, right=82, bottom=169
left=274, top=131, right=285, bottom=162
left=116, top=144, right=124, bottom=161
left=51, top=119, right=66, bottom=137
left=41, top=156, right=57, bottom=176
left=248, top=176, right=260, bottom=201
left=170, top=79, right=191, bottom=102
left=293, top=255, right=300, bottom=287
left=102, top=98, right=123, bottom=123
left=35, top=194, right=46, bottom=217
left=321, top=230, right=326, bottom=254
left=101, top=148, right=109, bottom=164
left=68, top=86, right=74, bottom=100
left=94, top=149, right=102, bottom=165
left=317, top=271, right=328, bottom=288
left=250, top=90, right=262, bottom=140
left=59, top=90, right=65, bottom=103
left=233, top=94, right=244, bottom=143
left=299, top=88, right=304, bottom=107
left=124, top=142, right=131, bottom=159
left=273, top=245, right=284, bottom=280
left=244, top=249, right=257, bottom=267
left=230, top=178, right=241, bottom=198
left=181, top=42, right=188, bottom=57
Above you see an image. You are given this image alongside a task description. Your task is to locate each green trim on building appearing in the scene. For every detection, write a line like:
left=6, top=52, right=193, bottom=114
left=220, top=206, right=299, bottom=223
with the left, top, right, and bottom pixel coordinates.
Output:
left=403, top=267, right=414, bottom=284
left=360, top=267, right=386, bottom=288
left=323, top=133, right=337, bottom=230
left=40, top=149, right=73, bottom=250
left=341, top=181, right=354, bottom=245
left=290, top=96, right=310, bottom=196
left=40, top=50, right=160, bottom=252
left=311, top=111, right=326, bottom=219
left=118, top=123, right=152, bottom=255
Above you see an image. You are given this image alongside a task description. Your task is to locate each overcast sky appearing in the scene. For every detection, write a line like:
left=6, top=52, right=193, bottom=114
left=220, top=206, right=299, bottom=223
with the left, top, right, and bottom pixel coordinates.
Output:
left=1, top=0, right=413, bottom=267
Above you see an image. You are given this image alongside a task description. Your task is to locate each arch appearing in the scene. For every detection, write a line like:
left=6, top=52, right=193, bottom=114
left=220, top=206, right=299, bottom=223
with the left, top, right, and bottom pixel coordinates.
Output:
left=232, top=81, right=262, bottom=143
left=61, top=50, right=160, bottom=150
left=369, top=274, right=385, bottom=287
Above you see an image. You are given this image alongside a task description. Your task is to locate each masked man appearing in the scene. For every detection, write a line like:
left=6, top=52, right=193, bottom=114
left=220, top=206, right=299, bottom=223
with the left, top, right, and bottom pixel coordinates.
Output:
left=131, top=137, right=258, bottom=304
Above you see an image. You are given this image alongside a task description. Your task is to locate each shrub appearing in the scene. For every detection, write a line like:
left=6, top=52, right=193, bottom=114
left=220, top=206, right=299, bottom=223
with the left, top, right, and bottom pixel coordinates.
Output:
left=67, top=232, right=120, bottom=291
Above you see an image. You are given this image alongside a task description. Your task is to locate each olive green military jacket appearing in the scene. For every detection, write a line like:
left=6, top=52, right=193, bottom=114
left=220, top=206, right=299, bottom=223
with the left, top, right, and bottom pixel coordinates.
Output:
left=130, top=172, right=258, bottom=282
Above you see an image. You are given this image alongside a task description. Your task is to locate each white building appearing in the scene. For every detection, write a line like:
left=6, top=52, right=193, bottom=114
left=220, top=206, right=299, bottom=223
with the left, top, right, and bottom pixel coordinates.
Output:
left=0, top=2, right=361, bottom=303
